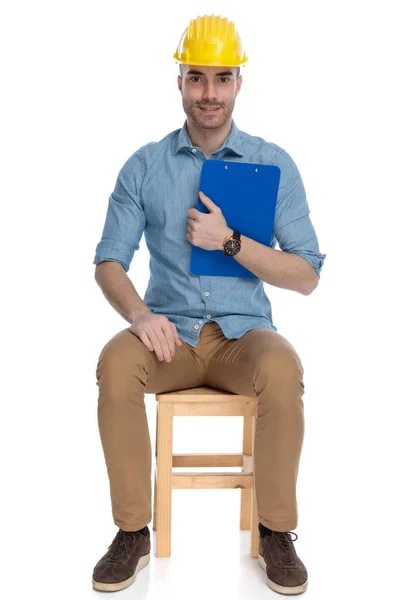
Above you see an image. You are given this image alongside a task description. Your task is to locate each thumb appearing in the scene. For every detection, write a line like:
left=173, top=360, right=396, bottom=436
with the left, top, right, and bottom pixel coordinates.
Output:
left=199, top=191, right=217, bottom=210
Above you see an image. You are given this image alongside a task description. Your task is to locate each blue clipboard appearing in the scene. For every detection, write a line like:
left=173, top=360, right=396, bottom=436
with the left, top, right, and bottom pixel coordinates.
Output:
left=190, top=160, right=281, bottom=277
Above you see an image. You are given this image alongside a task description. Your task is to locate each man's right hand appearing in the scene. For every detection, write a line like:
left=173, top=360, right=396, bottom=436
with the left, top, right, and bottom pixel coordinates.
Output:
left=129, top=310, right=183, bottom=362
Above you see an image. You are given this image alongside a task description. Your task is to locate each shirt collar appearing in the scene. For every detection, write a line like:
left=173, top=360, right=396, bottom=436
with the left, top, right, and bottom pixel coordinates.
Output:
left=172, top=119, right=244, bottom=157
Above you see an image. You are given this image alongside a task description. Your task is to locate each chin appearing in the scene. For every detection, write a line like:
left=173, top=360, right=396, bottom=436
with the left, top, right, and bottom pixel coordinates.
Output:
left=193, top=111, right=226, bottom=128
left=199, top=120, right=224, bottom=129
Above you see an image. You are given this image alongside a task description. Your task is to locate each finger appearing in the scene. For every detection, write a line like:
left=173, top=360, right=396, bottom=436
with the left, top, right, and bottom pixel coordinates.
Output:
left=146, top=327, right=165, bottom=361
left=172, top=325, right=183, bottom=346
left=161, top=320, right=176, bottom=361
left=152, top=319, right=172, bottom=362
left=140, top=330, right=153, bottom=352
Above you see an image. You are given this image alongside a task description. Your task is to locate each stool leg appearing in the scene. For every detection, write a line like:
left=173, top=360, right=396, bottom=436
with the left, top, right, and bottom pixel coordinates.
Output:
left=251, top=480, right=259, bottom=557
left=250, top=414, right=259, bottom=558
left=153, top=471, right=157, bottom=531
left=240, top=490, right=251, bottom=530
left=156, top=401, right=173, bottom=557
left=240, top=409, right=253, bottom=530
left=153, top=405, right=159, bottom=532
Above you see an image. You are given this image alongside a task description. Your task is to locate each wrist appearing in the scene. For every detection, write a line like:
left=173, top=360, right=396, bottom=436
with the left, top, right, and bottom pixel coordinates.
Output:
left=129, top=307, right=151, bottom=323
left=221, top=227, right=234, bottom=249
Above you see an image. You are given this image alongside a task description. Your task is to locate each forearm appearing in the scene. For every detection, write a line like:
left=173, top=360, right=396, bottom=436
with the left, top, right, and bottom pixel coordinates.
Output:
left=94, top=261, right=151, bottom=323
left=228, top=231, right=319, bottom=295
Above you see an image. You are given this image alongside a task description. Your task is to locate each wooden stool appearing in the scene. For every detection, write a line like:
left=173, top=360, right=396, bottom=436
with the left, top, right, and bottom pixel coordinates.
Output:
left=152, top=385, right=259, bottom=558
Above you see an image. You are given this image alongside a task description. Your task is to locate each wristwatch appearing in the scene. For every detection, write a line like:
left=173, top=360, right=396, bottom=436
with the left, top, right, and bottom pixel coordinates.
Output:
left=222, top=229, right=241, bottom=256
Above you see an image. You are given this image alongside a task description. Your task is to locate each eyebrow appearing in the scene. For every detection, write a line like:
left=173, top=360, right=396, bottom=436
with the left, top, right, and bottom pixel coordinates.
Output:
left=186, top=69, right=234, bottom=77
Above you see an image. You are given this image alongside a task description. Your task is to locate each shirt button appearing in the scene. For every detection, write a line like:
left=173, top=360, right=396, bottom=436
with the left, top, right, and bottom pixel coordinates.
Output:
left=204, top=292, right=209, bottom=296
left=194, top=324, right=199, bottom=329
left=192, top=148, right=197, bottom=153
left=207, top=314, right=211, bottom=319
left=199, top=320, right=203, bottom=324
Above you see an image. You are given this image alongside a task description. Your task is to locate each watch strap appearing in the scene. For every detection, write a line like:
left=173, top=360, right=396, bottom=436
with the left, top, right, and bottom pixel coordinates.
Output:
left=223, top=230, right=241, bottom=245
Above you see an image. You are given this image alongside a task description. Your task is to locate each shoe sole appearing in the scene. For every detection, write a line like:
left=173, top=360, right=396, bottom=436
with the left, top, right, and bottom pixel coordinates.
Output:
left=92, top=552, right=150, bottom=592
left=258, top=553, right=308, bottom=595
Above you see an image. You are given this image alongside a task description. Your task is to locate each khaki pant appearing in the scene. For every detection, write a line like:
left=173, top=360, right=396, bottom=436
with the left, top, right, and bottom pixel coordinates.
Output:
left=96, top=321, right=305, bottom=533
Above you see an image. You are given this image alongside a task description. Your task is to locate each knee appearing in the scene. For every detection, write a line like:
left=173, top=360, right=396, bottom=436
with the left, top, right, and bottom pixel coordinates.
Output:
left=96, top=329, right=149, bottom=392
left=255, top=343, right=304, bottom=391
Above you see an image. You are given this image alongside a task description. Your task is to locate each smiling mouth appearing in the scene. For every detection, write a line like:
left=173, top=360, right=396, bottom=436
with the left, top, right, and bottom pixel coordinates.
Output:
left=199, top=106, right=221, bottom=112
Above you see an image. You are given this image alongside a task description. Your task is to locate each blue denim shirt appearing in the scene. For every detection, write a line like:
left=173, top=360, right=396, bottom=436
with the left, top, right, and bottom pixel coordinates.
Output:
left=93, top=120, right=326, bottom=347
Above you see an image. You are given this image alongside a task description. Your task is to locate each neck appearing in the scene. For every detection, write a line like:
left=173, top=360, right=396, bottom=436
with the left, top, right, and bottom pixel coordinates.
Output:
left=186, top=117, right=233, bottom=158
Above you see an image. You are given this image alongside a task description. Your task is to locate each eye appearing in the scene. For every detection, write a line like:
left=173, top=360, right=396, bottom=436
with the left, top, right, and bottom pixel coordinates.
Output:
left=219, top=77, right=230, bottom=83
left=190, top=76, right=202, bottom=83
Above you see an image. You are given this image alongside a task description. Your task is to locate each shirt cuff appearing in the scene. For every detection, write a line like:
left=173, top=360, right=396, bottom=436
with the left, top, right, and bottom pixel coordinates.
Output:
left=93, top=239, right=136, bottom=273
left=293, top=250, right=327, bottom=278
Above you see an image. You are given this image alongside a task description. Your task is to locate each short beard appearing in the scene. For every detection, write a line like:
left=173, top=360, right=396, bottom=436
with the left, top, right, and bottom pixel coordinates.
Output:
left=183, top=99, right=235, bottom=130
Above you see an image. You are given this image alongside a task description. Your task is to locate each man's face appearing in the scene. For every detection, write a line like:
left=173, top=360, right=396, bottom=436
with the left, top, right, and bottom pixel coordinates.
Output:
left=177, top=65, right=242, bottom=129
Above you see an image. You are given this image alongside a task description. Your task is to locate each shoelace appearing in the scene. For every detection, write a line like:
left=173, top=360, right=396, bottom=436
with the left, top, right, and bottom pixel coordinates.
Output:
left=273, top=531, right=298, bottom=566
left=104, top=530, right=137, bottom=566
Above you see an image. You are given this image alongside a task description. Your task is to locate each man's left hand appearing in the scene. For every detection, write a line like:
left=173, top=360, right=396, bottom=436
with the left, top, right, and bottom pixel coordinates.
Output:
left=187, top=191, right=232, bottom=251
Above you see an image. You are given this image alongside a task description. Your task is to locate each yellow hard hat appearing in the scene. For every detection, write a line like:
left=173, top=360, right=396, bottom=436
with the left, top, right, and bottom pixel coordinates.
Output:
left=173, top=14, right=248, bottom=68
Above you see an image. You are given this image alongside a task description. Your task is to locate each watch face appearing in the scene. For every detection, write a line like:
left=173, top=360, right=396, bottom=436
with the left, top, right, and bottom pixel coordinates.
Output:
left=224, top=239, right=241, bottom=256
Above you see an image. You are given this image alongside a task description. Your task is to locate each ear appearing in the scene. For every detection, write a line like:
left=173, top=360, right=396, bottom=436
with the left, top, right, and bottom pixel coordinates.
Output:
left=235, top=74, right=243, bottom=96
left=177, top=75, right=182, bottom=92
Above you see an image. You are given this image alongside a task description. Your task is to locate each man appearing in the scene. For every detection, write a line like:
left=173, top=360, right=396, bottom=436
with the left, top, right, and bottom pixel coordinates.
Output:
left=92, top=14, right=326, bottom=595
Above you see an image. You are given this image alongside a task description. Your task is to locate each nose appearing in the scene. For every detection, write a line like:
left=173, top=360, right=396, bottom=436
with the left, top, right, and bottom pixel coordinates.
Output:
left=202, top=80, right=218, bottom=103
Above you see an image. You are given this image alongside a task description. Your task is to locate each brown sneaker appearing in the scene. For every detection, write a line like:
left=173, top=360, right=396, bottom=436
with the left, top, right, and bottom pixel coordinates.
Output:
left=92, top=528, right=151, bottom=592
left=258, top=531, right=308, bottom=595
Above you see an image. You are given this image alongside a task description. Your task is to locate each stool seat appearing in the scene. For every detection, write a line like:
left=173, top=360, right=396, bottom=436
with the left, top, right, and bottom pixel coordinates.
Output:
left=153, top=385, right=259, bottom=557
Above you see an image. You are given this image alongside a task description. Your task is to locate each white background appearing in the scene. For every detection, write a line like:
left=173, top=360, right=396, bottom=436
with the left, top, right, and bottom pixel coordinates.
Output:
left=2, top=1, right=399, bottom=598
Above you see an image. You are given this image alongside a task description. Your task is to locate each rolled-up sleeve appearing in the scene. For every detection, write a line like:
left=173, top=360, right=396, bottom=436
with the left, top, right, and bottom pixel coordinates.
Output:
left=93, top=150, right=146, bottom=273
left=272, top=149, right=326, bottom=277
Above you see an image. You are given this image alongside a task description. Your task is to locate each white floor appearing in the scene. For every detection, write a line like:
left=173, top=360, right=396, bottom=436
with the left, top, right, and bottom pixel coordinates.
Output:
left=84, top=485, right=385, bottom=600
left=6, top=366, right=399, bottom=600
left=89, top=490, right=307, bottom=600
left=8, top=388, right=397, bottom=600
